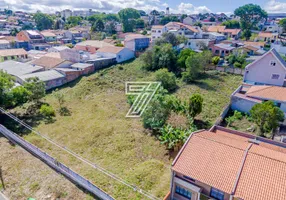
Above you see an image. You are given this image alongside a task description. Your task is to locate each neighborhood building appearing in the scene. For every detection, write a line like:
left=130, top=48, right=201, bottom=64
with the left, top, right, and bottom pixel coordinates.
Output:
left=48, top=46, right=70, bottom=53
left=96, top=46, right=135, bottom=63
left=74, top=40, right=114, bottom=54
left=243, top=48, right=286, bottom=86
left=124, top=35, right=150, bottom=53
left=31, top=56, right=72, bottom=70
left=151, top=25, right=168, bottom=40
left=0, top=40, right=11, bottom=49
left=0, top=48, right=28, bottom=62
left=40, top=31, right=57, bottom=42
left=18, top=69, right=66, bottom=90
left=167, top=125, right=286, bottom=200
left=209, top=43, right=236, bottom=57
left=231, top=84, right=286, bottom=116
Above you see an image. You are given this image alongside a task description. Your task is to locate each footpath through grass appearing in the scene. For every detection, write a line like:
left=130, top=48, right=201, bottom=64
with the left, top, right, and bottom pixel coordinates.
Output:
left=7, top=59, right=242, bottom=199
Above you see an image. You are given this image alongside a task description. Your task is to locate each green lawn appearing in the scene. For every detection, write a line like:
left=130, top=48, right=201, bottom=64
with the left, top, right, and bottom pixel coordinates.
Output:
left=7, top=59, right=242, bottom=199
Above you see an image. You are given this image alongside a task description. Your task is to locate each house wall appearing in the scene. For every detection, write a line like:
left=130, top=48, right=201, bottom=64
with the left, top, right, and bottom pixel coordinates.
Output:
left=172, top=171, right=231, bottom=200
left=244, top=52, right=286, bottom=86
left=60, top=49, right=82, bottom=62
left=117, top=48, right=135, bottom=63
left=272, top=43, right=286, bottom=55
left=0, top=54, right=28, bottom=62
left=16, top=31, right=29, bottom=41
left=74, top=45, right=97, bottom=54
left=183, top=17, right=194, bottom=25
left=280, top=103, right=286, bottom=115
left=57, top=61, right=72, bottom=69
left=46, top=77, right=65, bottom=90
left=124, top=40, right=135, bottom=51
left=231, top=95, right=257, bottom=114
left=0, top=43, right=11, bottom=49
left=134, top=38, right=150, bottom=51
left=45, top=36, right=57, bottom=42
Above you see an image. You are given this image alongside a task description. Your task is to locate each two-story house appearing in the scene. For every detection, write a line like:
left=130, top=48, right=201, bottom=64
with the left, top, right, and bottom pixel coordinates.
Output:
left=165, top=125, right=286, bottom=200
left=243, top=48, right=286, bottom=86
left=151, top=25, right=168, bottom=40
left=16, top=30, right=50, bottom=50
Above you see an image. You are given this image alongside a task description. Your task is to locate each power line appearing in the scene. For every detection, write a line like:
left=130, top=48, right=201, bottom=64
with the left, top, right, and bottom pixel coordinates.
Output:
left=0, top=107, right=160, bottom=200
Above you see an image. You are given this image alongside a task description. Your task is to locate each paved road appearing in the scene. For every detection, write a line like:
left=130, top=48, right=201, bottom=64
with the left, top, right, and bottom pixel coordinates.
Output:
left=0, top=192, right=8, bottom=200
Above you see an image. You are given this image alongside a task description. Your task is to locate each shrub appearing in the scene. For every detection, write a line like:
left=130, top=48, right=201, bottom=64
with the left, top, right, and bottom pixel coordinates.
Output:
left=212, top=56, right=220, bottom=65
left=40, top=105, right=55, bottom=118
left=225, top=110, right=243, bottom=127
left=234, top=62, right=242, bottom=68
left=188, top=94, right=203, bottom=118
left=159, top=124, right=196, bottom=150
left=154, top=69, right=177, bottom=92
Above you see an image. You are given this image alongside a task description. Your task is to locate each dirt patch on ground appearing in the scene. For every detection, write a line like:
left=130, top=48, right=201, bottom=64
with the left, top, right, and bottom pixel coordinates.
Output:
left=0, top=136, right=91, bottom=200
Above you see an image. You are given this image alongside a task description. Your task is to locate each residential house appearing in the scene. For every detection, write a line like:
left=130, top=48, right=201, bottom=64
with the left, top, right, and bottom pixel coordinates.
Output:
left=70, top=63, right=95, bottom=75
left=40, top=31, right=57, bottom=43
left=165, top=22, right=202, bottom=39
left=0, top=48, right=28, bottom=62
left=243, top=48, right=286, bottom=86
left=231, top=85, right=286, bottom=116
left=166, top=125, right=286, bottom=200
left=124, top=35, right=150, bottom=53
left=96, top=46, right=135, bottom=63
left=243, top=41, right=265, bottom=49
left=272, top=41, right=286, bottom=55
left=45, top=52, right=61, bottom=59
left=16, top=30, right=50, bottom=50
left=48, top=46, right=70, bottom=53
left=61, top=9, right=72, bottom=19
left=86, top=56, right=117, bottom=70
left=258, top=32, right=278, bottom=42
left=18, top=69, right=66, bottom=90
left=206, top=32, right=226, bottom=42
left=74, top=40, right=114, bottom=54
left=183, top=16, right=196, bottom=25
left=31, top=56, right=72, bottom=70
left=200, top=20, right=217, bottom=26
left=27, top=50, right=47, bottom=60
left=60, top=48, right=90, bottom=63
left=209, top=43, right=235, bottom=57
left=207, top=26, right=226, bottom=33
left=221, top=29, right=241, bottom=40
left=240, top=45, right=265, bottom=56
left=55, top=68, right=82, bottom=83
left=151, top=25, right=168, bottom=40
left=0, top=60, right=43, bottom=82
left=0, top=40, right=10, bottom=49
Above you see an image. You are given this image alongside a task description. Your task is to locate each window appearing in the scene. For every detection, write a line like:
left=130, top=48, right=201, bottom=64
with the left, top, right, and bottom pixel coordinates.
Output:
left=210, top=188, right=224, bottom=200
left=271, top=74, right=280, bottom=80
left=175, top=185, right=192, bottom=199
left=158, top=30, right=161, bottom=33
left=270, top=61, right=276, bottom=66
left=118, top=55, right=121, bottom=59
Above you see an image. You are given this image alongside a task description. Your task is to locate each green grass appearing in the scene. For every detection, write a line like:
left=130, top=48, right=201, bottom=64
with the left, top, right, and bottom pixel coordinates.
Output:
left=10, top=59, right=242, bottom=199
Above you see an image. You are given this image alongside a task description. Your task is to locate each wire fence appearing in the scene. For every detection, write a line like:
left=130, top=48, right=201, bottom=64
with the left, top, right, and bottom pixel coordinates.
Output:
left=0, top=125, right=114, bottom=200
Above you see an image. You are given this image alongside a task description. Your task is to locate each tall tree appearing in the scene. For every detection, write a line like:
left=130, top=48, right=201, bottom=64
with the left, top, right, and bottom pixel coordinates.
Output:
left=23, top=77, right=46, bottom=102
left=234, top=4, right=267, bottom=40
left=118, top=8, right=140, bottom=32
left=222, top=20, right=240, bottom=29
left=33, top=12, right=54, bottom=30
left=92, top=19, right=105, bottom=32
left=188, top=94, right=203, bottom=118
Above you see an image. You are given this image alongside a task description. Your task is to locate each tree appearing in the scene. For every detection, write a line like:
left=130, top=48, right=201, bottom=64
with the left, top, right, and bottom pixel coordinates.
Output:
left=141, top=44, right=178, bottom=73
left=23, top=77, right=46, bottom=102
left=40, top=104, right=55, bottom=118
left=193, top=22, right=202, bottom=28
left=150, top=10, right=160, bottom=16
left=118, top=8, right=140, bottom=32
left=188, top=94, right=203, bottom=118
left=212, top=56, right=220, bottom=65
left=209, top=17, right=216, bottom=22
left=180, top=14, right=188, bottom=22
left=33, top=12, right=54, bottom=30
left=279, top=18, right=286, bottom=32
left=136, top=18, right=145, bottom=29
left=10, top=28, right=19, bottom=36
left=155, top=32, right=182, bottom=47
left=155, top=69, right=177, bottom=92
left=250, top=101, right=284, bottom=136
left=242, top=29, right=252, bottom=40
left=92, top=19, right=105, bottom=32
left=222, top=20, right=240, bottom=29
left=160, top=16, right=179, bottom=25
left=182, top=53, right=203, bottom=82
left=178, top=49, right=194, bottom=71
left=0, top=71, right=15, bottom=108
left=66, top=16, right=82, bottom=27
left=10, top=86, right=31, bottom=106
left=234, top=4, right=267, bottom=35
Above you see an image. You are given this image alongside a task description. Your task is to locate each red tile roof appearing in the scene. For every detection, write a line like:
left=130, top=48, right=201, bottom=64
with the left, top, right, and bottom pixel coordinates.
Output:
left=172, top=126, right=286, bottom=200
left=246, top=86, right=286, bottom=102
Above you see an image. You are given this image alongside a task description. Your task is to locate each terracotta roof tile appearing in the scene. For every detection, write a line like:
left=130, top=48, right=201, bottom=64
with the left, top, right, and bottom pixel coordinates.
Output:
left=246, top=86, right=286, bottom=102
left=207, top=26, right=226, bottom=32
left=0, top=48, right=27, bottom=57
left=97, top=46, right=125, bottom=54
left=31, top=56, right=66, bottom=70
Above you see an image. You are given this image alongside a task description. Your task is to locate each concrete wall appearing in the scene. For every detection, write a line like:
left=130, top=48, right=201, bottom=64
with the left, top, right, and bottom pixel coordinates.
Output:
left=272, top=43, right=286, bottom=56
left=231, top=95, right=257, bottom=114
left=244, top=52, right=286, bottom=86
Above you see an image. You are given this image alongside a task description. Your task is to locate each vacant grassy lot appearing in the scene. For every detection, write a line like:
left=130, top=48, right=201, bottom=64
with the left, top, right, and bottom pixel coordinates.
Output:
left=3, top=59, right=242, bottom=199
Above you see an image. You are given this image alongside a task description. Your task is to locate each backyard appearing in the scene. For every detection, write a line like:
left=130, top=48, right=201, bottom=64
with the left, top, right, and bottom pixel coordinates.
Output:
left=1, top=59, right=243, bottom=199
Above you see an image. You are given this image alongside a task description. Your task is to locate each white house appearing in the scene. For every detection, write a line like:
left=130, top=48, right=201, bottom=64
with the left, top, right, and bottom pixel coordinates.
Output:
left=151, top=25, right=168, bottom=40
left=0, top=40, right=10, bottom=49
left=48, top=46, right=70, bottom=53
left=96, top=46, right=135, bottom=63
left=243, top=48, right=286, bottom=87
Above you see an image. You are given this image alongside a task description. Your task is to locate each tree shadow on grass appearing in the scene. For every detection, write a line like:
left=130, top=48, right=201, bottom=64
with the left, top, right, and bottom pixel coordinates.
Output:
left=194, top=119, right=212, bottom=130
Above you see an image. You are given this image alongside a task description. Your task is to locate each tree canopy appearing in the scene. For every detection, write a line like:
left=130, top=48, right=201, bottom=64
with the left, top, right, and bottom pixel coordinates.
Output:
left=188, top=94, right=203, bottom=118
left=250, top=101, right=284, bottom=137
left=33, top=12, right=54, bottom=30
left=118, top=8, right=140, bottom=32
left=279, top=18, right=286, bottom=32
left=234, top=4, right=267, bottom=31
left=91, top=19, right=105, bottom=32
left=160, top=16, right=179, bottom=25
left=222, top=20, right=240, bottom=29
